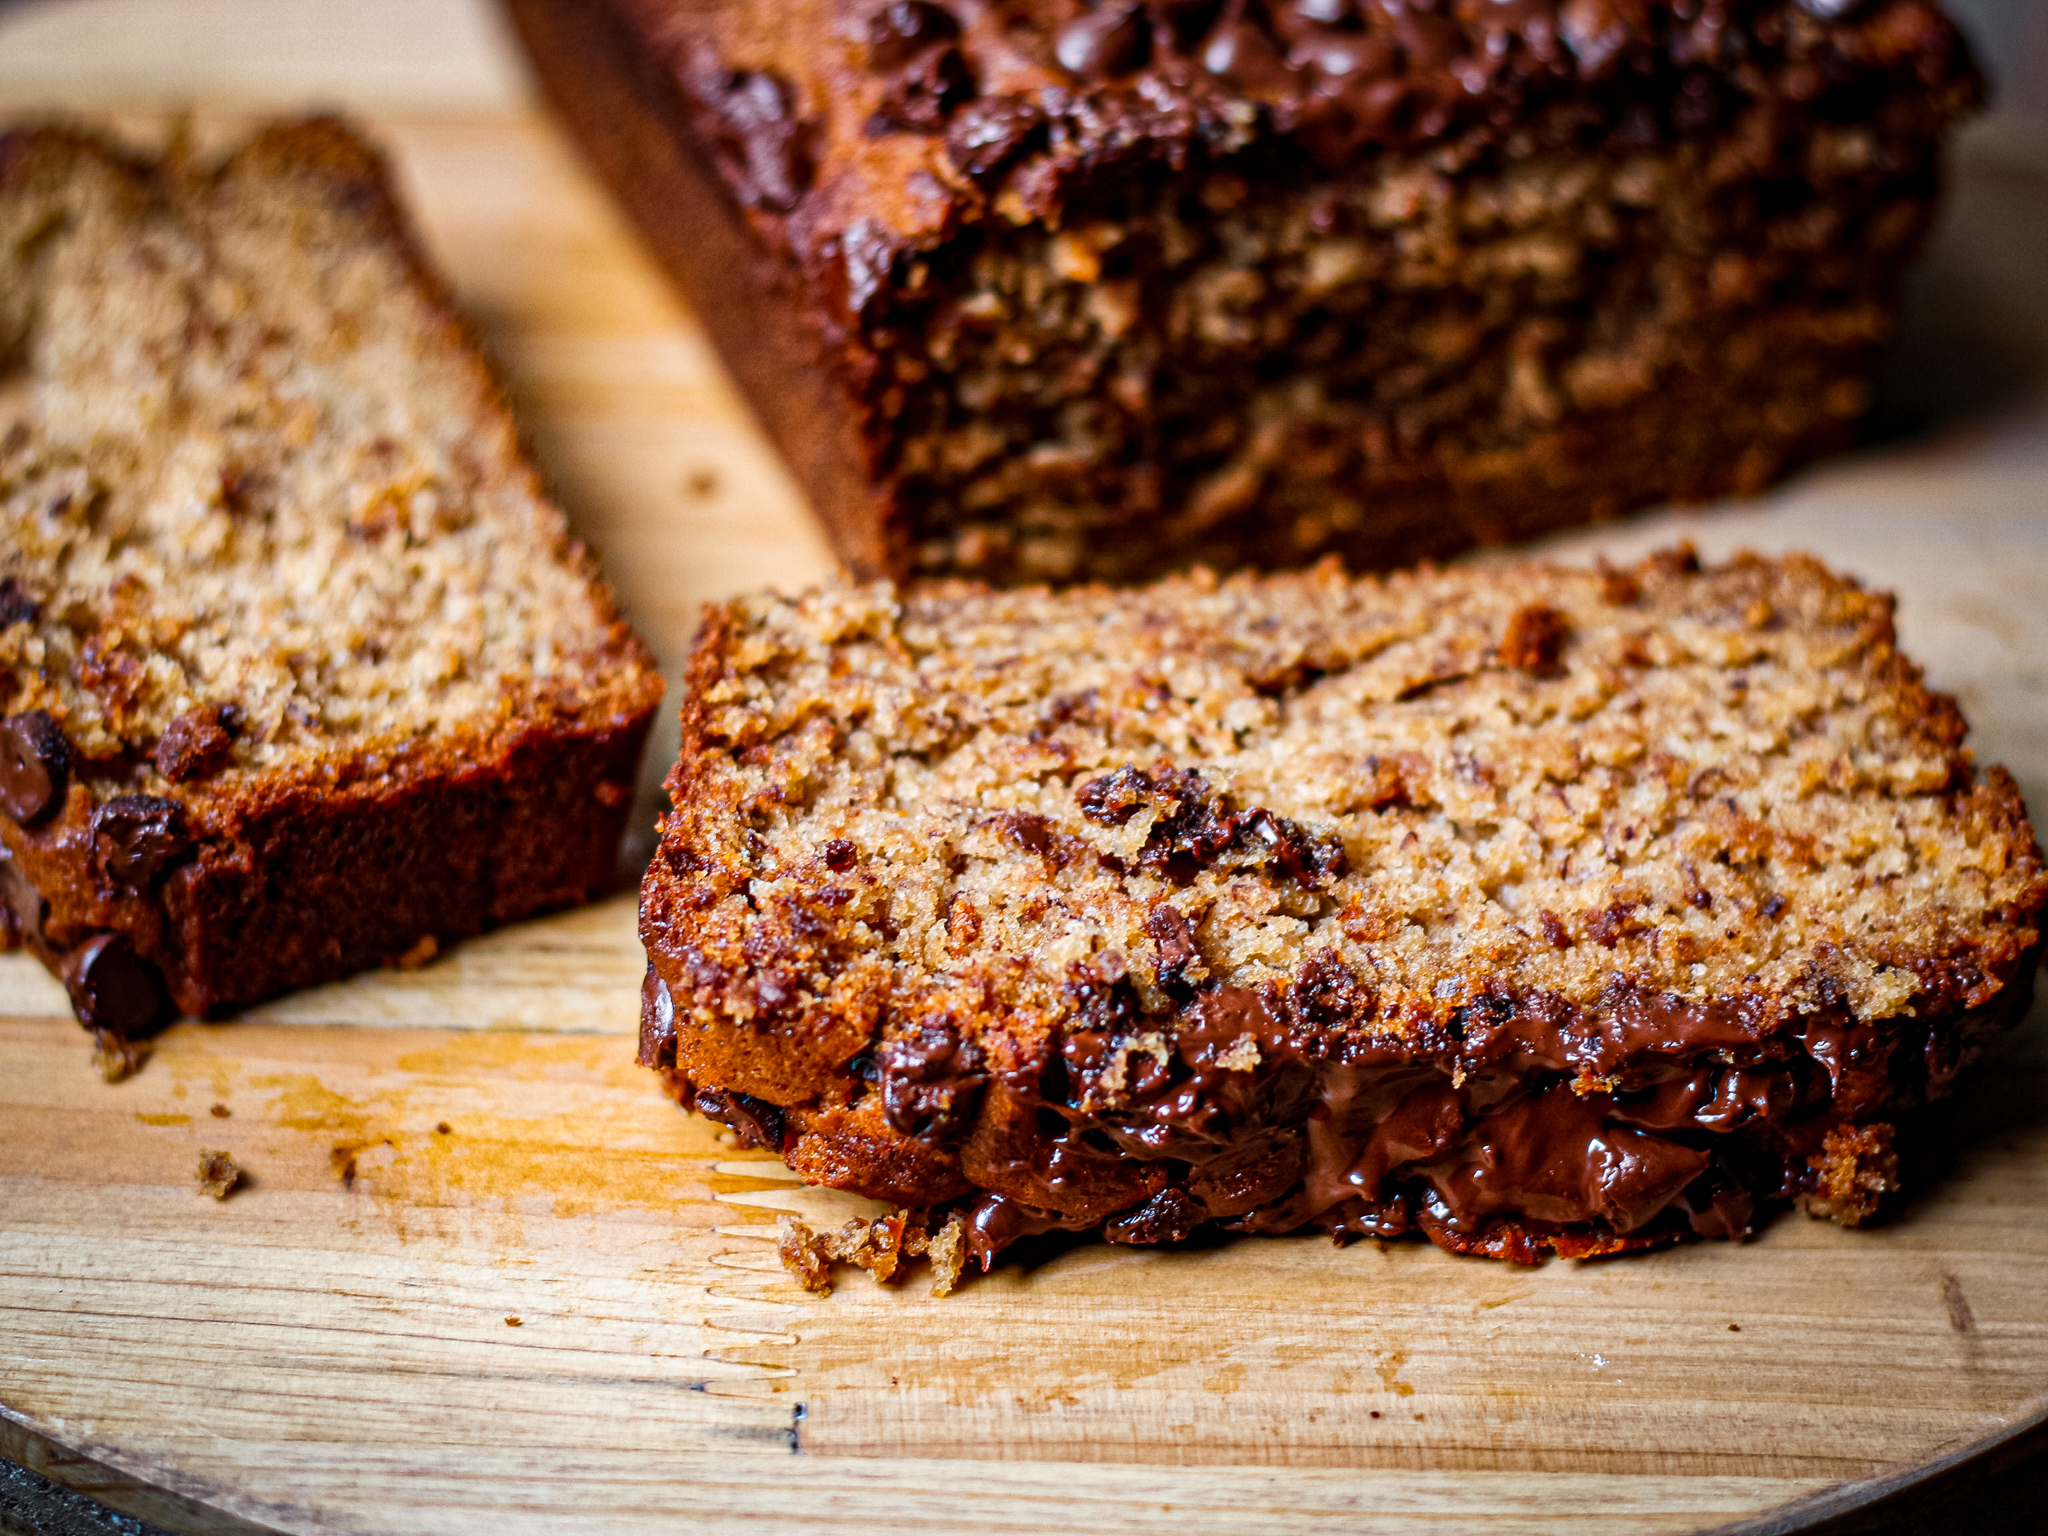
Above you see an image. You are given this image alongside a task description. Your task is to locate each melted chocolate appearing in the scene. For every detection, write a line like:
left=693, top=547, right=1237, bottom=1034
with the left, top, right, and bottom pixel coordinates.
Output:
left=694, top=1086, right=789, bottom=1150
left=0, top=710, right=70, bottom=826
left=867, top=0, right=960, bottom=68
left=680, top=48, right=813, bottom=212
left=638, top=964, right=678, bottom=1068
left=91, top=794, right=193, bottom=890
left=62, top=932, right=166, bottom=1038
left=919, top=954, right=2017, bottom=1262
left=878, top=1021, right=989, bottom=1144
left=1056, top=4, right=1152, bottom=77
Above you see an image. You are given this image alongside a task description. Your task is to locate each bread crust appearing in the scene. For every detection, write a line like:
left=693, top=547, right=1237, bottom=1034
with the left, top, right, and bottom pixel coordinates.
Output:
left=0, top=119, right=663, bottom=1047
left=509, top=0, right=1981, bottom=582
left=638, top=550, right=2046, bottom=1266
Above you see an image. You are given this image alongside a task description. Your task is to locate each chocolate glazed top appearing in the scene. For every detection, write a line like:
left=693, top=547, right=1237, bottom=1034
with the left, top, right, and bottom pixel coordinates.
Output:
left=612, top=0, right=1980, bottom=323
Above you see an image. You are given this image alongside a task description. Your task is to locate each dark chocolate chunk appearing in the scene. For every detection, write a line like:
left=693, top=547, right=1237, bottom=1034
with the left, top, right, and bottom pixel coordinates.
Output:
left=0, top=845, right=47, bottom=948
left=154, top=705, right=234, bottom=783
left=1055, top=4, right=1150, bottom=77
left=870, top=43, right=977, bottom=133
left=878, top=1021, right=988, bottom=1145
left=693, top=1086, right=787, bottom=1150
left=822, top=837, right=858, bottom=872
left=1103, top=1186, right=1205, bottom=1244
left=63, top=932, right=167, bottom=1038
left=1201, top=11, right=1292, bottom=92
left=0, top=577, right=40, bottom=628
left=92, top=794, right=193, bottom=889
left=944, top=96, right=1047, bottom=181
left=0, top=709, right=70, bottom=825
left=963, top=1191, right=1083, bottom=1270
left=866, top=0, right=959, bottom=69
left=1076, top=763, right=1342, bottom=885
left=690, top=60, right=813, bottom=213
left=638, top=964, right=678, bottom=1068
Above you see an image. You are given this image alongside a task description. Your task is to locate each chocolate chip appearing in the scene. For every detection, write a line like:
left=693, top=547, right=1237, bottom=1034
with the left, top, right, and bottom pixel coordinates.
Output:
left=0, top=710, right=70, bottom=825
left=91, top=794, right=193, bottom=889
left=692, top=1087, right=787, bottom=1150
left=823, top=837, right=858, bottom=872
left=1145, top=905, right=1199, bottom=996
left=694, top=64, right=813, bottom=212
left=1103, top=1187, right=1205, bottom=1244
left=869, top=43, right=977, bottom=132
left=1201, top=14, right=1292, bottom=91
left=63, top=932, right=166, bottom=1038
left=0, top=845, right=47, bottom=946
left=154, top=706, right=234, bottom=783
left=944, top=96, right=1047, bottom=181
left=0, top=577, right=39, bottom=628
left=639, top=964, right=679, bottom=1068
left=866, top=0, right=959, bottom=69
left=878, top=1022, right=987, bottom=1145
left=1055, top=4, right=1150, bottom=77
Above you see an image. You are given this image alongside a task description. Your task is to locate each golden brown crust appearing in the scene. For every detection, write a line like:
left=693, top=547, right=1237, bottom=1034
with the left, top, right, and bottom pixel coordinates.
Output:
left=639, top=549, right=2046, bottom=1268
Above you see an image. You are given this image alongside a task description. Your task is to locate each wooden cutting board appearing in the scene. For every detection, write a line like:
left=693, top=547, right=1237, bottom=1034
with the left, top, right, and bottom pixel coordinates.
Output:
left=4, top=110, right=2048, bottom=1536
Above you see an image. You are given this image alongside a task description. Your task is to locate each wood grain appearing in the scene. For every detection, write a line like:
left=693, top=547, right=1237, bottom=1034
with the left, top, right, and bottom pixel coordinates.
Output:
left=1, top=104, right=2046, bottom=1536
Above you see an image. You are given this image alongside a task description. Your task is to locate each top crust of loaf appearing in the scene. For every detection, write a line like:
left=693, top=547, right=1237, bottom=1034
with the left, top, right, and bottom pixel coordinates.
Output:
left=643, top=549, right=2045, bottom=1113
left=0, top=119, right=661, bottom=826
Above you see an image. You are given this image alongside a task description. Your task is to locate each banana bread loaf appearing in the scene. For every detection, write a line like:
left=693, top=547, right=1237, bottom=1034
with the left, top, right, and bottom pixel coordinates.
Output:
left=639, top=549, right=2044, bottom=1271
left=0, top=120, right=663, bottom=1070
left=509, top=0, right=1980, bottom=583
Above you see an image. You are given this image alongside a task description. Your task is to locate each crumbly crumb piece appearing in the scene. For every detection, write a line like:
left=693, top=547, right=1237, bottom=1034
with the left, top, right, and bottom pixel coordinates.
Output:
left=1800, top=1123, right=1898, bottom=1227
left=777, top=1208, right=968, bottom=1297
left=196, top=1149, right=243, bottom=1199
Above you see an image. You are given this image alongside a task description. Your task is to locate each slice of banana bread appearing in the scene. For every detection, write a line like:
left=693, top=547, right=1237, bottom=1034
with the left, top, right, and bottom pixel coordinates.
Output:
left=639, top=549, right=2044, bottom=1270
left=0, top=120, right=663, bottom=1068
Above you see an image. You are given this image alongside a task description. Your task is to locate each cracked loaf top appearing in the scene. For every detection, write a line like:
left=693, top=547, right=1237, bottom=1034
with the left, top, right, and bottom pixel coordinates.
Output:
left=617, top=0, right=1979, bottom=317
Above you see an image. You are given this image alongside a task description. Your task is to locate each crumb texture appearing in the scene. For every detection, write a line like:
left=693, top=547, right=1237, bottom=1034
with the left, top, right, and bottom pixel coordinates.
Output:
left=642, top=550, right=2044, bottom=1267
left=517, top=0, right=1980, bottom=580
left=0, top=120, right=654, bottom=777
left=0, top=120, right=662, bottom=1031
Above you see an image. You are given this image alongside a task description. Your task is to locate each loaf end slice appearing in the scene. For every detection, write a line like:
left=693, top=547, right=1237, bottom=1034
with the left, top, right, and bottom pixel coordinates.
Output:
left=639, top=549, right=2043, bottom=1274
left=0, top=119, right=664, bottom=1059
